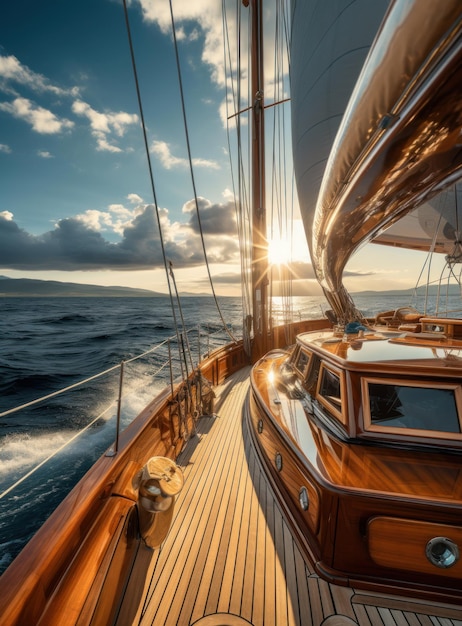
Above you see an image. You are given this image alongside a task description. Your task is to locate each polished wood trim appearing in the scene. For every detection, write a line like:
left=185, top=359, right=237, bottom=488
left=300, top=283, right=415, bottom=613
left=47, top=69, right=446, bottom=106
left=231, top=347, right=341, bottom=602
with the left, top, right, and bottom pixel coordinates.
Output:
left=249, top=348, right=462, bottom=602
left=420, top=317, right=462, bottom=339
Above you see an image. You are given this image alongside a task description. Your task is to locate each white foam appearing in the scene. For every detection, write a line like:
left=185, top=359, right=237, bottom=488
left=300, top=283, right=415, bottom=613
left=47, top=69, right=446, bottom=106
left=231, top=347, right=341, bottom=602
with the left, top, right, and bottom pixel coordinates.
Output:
left=0, top=431, right=76, bottom=475
left=0, top=376, right=166, bottom=488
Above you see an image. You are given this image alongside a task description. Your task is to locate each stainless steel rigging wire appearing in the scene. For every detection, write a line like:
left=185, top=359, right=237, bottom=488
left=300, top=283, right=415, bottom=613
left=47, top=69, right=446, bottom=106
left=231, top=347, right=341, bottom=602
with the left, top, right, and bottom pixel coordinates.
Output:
left=168, top=0, right=238, bottom=346
left=122, top=0, right=187, bottom=382
left=223, top=0, right=253, bottom=355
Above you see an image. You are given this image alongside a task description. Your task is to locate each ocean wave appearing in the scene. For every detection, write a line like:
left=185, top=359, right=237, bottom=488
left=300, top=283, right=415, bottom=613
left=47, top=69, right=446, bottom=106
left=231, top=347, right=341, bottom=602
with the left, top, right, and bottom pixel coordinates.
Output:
left=0, top=296, right=244, bottom=573
left=42, top=313, right=95, bottom=325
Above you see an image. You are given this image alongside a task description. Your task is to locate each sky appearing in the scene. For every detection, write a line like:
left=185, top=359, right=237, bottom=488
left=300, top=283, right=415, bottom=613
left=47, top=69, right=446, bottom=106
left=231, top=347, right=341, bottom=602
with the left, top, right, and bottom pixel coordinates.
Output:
left=0, top=0, right=448, bottom=297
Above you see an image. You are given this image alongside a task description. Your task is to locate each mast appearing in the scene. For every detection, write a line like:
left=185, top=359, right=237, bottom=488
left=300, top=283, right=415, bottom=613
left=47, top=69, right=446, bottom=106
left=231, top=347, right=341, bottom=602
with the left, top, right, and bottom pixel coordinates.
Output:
left=247, top=0, right=269, bottom=360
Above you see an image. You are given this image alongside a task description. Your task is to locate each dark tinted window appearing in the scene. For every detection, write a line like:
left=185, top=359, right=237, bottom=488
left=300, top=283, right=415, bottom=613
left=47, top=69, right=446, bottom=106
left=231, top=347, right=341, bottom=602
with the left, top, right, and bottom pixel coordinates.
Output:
left=368, top=383, right=460, bottom=433
left=296, top=350, right=309, bottom=373
left=319, top=368, right=341, bottom=410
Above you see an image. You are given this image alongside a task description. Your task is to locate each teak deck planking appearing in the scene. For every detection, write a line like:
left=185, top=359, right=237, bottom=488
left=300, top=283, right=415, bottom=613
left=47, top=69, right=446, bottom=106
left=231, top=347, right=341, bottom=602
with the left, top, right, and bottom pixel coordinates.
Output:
left=123, top=367, right=462, bottom=626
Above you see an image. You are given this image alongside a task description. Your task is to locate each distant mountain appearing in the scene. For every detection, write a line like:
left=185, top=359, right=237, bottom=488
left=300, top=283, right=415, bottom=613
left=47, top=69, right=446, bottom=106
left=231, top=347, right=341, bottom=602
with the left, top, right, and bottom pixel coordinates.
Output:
left=0, top=277, right=163, bottom=297
left=353, top=284, right=462, bottom=297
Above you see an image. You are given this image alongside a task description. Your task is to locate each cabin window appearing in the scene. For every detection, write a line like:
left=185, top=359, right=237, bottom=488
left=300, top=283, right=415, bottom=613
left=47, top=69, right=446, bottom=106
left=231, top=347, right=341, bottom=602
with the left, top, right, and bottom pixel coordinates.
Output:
left=295, top=349, right=310, bottom=375
left=316, top=363, right=346, bottom=424
left=305, top=354, right=321, bottom=393
left=363, top=379, right=462, bottom=435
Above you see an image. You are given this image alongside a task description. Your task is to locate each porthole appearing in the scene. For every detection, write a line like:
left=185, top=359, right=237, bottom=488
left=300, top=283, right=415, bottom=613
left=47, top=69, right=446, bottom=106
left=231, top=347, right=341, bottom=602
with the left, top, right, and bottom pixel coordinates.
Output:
left=426, top=536, right=459, bottom=568
left=299, top=486, right=309, bottom=511
left=275, top=453, right=283, bottom=472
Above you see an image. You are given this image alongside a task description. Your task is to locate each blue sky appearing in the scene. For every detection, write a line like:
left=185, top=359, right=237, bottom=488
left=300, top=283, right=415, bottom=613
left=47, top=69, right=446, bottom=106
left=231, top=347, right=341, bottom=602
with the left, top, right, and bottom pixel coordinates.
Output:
left=0, top=0, right=251, bottom=295
left=0, top=0, right=446, bottom=297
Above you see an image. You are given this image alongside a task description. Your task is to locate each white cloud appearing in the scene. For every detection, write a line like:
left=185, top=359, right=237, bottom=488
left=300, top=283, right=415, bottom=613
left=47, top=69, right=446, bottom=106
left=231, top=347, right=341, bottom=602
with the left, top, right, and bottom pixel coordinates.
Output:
left=0, top=54, right=79, bottom=97
left=137, top=0, right=226, bottom=82
left=72, top=100, right=139, bottom=152
left=151, top=139, right=219, bottom=170
left=0, top=210, right=13, bottom=221
left=75, top=209, right=113, bottom=231
left=0, top=143, right=11, bottom=153
left=108, top=204, right=133, bottom=218
left=74, top=202, right=145, bottom=236
left=127, top=193, right=143, bottom=204
left=0, top=97, right=74, bottom=134
left=37, top=150, right=53, bottom=158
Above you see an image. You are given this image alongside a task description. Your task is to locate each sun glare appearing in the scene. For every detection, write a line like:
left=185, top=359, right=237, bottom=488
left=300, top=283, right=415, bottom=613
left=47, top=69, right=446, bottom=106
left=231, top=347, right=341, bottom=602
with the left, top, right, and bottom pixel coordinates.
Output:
left=268, top=238, right=291, bottom=266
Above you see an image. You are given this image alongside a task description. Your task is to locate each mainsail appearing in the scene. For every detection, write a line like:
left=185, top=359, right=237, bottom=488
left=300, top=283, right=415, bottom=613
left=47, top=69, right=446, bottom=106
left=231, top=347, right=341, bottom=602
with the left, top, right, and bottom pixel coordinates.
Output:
left=292, top=0, right=462, bottom=320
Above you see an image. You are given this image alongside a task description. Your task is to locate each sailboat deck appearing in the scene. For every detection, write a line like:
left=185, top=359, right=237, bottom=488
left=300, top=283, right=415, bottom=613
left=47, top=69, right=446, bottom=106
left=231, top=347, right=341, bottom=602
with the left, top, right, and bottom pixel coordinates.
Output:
left=129, top=367, right=462, bottom=626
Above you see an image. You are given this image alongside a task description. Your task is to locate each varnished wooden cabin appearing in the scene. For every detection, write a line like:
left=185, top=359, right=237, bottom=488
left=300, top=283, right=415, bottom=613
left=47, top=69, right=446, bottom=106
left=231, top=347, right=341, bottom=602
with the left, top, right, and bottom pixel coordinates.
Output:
left=250, top=316, right=462, bottom=605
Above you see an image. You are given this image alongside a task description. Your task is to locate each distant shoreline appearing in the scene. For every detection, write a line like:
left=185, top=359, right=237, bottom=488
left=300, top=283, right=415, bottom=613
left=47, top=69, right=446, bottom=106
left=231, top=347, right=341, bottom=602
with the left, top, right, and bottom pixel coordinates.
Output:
left=0, top=277, right=211, bottom=298
left=1, top=276, right=459, bottom=298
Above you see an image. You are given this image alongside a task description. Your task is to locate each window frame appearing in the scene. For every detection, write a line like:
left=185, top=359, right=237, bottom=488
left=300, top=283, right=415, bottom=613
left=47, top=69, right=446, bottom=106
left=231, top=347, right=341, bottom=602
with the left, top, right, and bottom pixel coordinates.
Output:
left=361, top=377, right=462, bottom=440
left=294, top=347, right=311, bottom=377
left=315, top=362, right=347, bottom=425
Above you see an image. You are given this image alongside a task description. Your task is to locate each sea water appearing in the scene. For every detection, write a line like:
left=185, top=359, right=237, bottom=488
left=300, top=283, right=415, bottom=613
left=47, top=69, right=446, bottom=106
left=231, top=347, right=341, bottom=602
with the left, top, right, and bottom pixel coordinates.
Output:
left=0, top=292, right=455, bottom=573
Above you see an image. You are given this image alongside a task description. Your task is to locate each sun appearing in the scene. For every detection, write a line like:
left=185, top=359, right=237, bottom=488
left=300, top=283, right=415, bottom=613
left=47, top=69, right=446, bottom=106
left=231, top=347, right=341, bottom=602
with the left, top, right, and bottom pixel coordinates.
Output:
left=268, top=238, right=291, bottom=266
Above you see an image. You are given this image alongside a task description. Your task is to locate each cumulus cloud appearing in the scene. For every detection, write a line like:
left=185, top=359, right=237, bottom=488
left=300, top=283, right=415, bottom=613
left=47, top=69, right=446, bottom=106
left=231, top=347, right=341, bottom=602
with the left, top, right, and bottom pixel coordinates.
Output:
left=37, top=150, right=53, bottom=158
left=72, top=100, right=139, bottom=152
left=0, top=55, right=138, bottom=151
left=0, top=97, right=74, bottom=134
left=151, top=140, right=219, bottom=170
left=74, top=202, right=144, bottom=236
left=183, top=196, right=236, bottom=235
left=0, top=196, right=238, bottom=271
left=127, top=193, right=143, bottom=204
left=0, top=143, right=11, bottom=153
left=137, top=0, right=228, bottom=88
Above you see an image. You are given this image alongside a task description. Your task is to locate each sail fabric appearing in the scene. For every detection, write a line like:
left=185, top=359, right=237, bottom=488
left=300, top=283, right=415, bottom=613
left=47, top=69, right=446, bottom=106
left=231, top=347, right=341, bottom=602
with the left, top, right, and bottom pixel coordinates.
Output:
left=373, top=187, right=462, bottom=255
left=291, top=0, right=462, bottom=319
left=290, top=0, right=389, bottom=261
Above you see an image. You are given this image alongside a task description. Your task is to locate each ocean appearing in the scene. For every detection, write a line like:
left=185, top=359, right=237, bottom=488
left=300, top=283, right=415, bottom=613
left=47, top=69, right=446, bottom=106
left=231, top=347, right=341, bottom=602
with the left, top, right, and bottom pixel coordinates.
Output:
left=0, top=291, right=452, bottom=573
